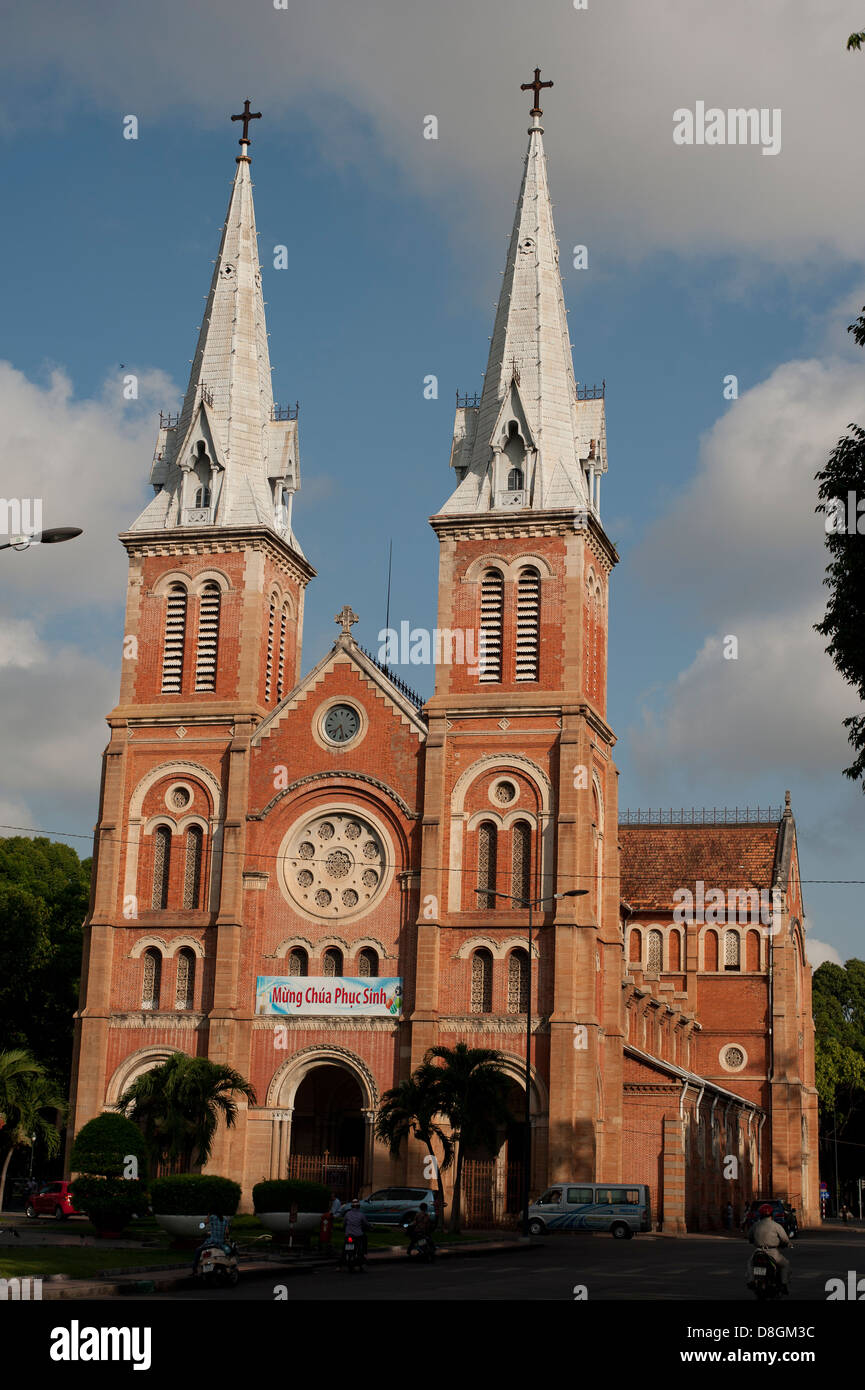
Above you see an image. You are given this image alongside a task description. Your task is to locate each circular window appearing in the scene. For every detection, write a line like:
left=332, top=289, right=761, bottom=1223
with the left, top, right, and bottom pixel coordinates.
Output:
left=720, top=1044, right=747, bottom=1072
left=489, top=779, right=519, bottom=807
left=279, top=810, right=391, bottom=922
left=166, top=783, right=193, bottom=811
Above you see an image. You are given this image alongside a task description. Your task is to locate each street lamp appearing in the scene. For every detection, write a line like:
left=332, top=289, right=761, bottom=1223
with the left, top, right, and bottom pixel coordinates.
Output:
left=477, top=884, right=588, bottom=1238
left=0, top=527, right=83, bottom=553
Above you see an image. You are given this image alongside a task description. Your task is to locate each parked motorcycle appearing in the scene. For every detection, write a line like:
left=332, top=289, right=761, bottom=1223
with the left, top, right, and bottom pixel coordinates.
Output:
left=747, top=1248, right=786, bottom=1301
left=194, top=1242, right=240, bottom=1289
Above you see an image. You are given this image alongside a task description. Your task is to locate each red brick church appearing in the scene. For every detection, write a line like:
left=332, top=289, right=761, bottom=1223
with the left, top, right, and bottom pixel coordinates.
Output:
left=68, top=85, right=819, bottom=1231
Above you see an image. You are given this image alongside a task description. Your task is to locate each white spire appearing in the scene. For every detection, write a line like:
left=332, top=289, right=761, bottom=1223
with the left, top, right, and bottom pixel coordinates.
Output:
left=440, top=98, right=606, bottom=518
left=131, top=114, right=303, bottom=551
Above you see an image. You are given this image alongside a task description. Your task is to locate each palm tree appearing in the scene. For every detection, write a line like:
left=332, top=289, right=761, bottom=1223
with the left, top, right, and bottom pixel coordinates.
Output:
left=0, top=1049, right=66, bottom=1212
left=425, top=1043, right=513, bottom=1232
left=375, top=1065, right=453, bottom=1226
left=118, top=1054, right=256, bottom=1173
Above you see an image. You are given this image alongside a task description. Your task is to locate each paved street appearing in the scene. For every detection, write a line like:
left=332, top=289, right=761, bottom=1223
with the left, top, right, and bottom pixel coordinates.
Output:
left=144, top=1228, right=865, bottom=1302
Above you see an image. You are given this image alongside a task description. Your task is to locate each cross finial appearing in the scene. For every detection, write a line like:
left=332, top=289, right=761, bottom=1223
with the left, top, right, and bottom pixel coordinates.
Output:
left=231, top=99, right=262, bottom=147
left=335, top=605, right=359, bottom=637
left=520, top=67, right=553, bottom=118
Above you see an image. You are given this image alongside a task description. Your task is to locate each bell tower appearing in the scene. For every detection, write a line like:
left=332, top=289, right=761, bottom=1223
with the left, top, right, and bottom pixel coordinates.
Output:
left=412, top=75, right=624, bottom=1189
left=68, top=106, right=315, bottom=1154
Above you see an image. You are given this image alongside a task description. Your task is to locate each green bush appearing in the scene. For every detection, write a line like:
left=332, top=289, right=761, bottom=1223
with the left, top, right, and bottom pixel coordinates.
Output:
left=70, top=1176, right=148, bottom=1233
left=70, top=1112, right=149, bottom=1178
left=149, top=1174, right=241, bottom=1216
left=252, top=1179, right=331, bottom=1214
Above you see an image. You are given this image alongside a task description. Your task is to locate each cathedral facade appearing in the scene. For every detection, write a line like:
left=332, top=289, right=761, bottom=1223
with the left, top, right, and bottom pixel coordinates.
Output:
left=68, top=91, right=819, bottom=1231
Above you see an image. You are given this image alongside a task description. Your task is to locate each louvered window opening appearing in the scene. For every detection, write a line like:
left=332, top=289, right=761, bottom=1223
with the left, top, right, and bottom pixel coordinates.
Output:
left=152, top=826, right=171, bottom=910
left=175, top=948, right=194, bottom=1011
left=323, top=948, right=342, bottom=978
left=647, top=930, right=663, bottom=972
left=511, top=821, right=531, bottom=901
left=515, top=566, right=540, bottom=681
left=161, top=585, right=187, bottom=692
left=277, top=609, right=287, bottom=699
left=142, top=949, right=161, bottom=1010
left=507, top=949, right=529, bottom=1014
left=194, top=583, right=220, bottom=691
left=479, top=570, right=504, bottom=683
left=724, top=931, right=740, bottom=970
left=477, top=821, right=497, bottom=910
left=265, top=603, right=275, bottom=701
left=183, top=825, right=203, bottom=909
left=357, top=949, right=378, bottom=978
left=471, top=950, right=493, bottom=1014
left=288, top=949, right=307, bottom=977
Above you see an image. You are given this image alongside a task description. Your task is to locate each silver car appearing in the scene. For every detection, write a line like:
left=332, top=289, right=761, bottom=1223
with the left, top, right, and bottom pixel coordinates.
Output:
left=338, top=1187, right=439, bottom=1228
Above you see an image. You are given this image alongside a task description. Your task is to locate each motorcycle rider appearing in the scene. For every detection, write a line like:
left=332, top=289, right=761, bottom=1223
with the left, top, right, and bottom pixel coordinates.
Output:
left=406, top=1205, right=434, bottom=1257
left=748, top=1202, right=791, bottom=1294
left=342, top=1198, right=371, bottom=1268
left=193, top=1210, right=232, bottom=1275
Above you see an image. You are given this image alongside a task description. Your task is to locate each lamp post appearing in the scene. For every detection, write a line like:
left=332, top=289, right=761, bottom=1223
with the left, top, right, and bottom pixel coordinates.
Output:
left=0, top=526, right=82, bottom=553
left=479, top=885, right=588, bottom=1237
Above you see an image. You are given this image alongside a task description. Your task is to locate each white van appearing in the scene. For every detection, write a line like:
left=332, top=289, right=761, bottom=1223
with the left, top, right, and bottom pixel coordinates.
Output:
left=528, top=1182, right=651, bottom=1238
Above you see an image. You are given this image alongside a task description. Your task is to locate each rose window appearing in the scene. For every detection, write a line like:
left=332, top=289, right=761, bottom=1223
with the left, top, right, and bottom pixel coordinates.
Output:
left=723, top=1045, right=745, bottom=1070
left=282, top=811, right=388, bottom=920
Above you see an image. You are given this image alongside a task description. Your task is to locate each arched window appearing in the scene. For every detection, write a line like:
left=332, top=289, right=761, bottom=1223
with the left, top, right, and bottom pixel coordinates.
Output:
left=470, top=949, right=493, bottom=1014
left=323, top=948, right=343, bottom=978
left=194, top=582, right=221, bottom=691
left=142, top=948, right=162, bottom=1010
left=511, top=820, right=531, bottom=900
left=746, top=930, right=761, bottom=972
left=477, top=821, right=498, bottom=909
left=724, top=930, right=741, bottom=971
left=507, top=466, right=524, bottom=491
left=628, top=928, right=642, bottom=963
left=478, top=569, right=504, bottom=683
left=647, top=929, right=663, bottom=972
left=161, top=584, right=187, bottom=693
left=704, top=929, right=719, bottom=972
left=515, top=566, right=540, bottom=681
left=288, top=947, right=308, bottom=977
left=669, top=930, right=681, bottom=972
left=175, top=948, right=195, bottom=1010
left=265, top=600, right=276, bottom=702
left=183, top=825, right=203, bottom=909
left=151, top=826, right=171, bottom=910
left=357, top=948, right=378, bottom=978
left=194, top=484, right=211, bottom=508
left=507, top=949, right=529, bottom=1014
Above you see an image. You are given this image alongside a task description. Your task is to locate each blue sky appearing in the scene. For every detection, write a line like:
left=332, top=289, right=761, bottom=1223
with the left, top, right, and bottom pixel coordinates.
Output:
left=1, top=0, right=864, bottom=963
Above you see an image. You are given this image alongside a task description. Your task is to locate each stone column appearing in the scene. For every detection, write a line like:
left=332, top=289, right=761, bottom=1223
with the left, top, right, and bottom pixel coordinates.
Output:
left=662, top=1115, right=686, bottom=1233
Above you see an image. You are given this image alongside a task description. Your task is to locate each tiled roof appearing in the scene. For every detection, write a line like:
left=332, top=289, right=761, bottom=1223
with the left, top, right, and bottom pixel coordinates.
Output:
left=619, top=823, right=779, bottom=911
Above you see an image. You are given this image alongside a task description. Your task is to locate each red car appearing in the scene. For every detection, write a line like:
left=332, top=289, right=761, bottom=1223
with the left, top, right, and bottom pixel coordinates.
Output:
left=25, top=1180, right=81, bottom=1220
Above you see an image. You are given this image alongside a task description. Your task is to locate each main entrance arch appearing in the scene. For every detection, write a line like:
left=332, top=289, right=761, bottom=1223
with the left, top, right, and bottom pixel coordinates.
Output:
left=266, top=1046, right=378, bottom=1200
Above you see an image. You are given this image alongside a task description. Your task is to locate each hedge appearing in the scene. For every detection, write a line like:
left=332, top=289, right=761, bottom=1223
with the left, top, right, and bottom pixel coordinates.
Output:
left=69, top=1113, right=149, bottom=1178
left=69, top=1176, right=148, bottom=1232
left=252, top=1180, right=331, bottom=1214
left=149, top=1175, right=241, bottom=1216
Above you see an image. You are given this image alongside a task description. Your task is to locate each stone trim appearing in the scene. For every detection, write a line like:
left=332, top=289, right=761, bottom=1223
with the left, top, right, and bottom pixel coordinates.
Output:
left=250, top=770, right=420, bottom=821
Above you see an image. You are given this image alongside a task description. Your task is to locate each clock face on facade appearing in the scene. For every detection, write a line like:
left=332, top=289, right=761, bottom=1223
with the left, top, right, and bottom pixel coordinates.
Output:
left=322, top=704, right=360, bottom=744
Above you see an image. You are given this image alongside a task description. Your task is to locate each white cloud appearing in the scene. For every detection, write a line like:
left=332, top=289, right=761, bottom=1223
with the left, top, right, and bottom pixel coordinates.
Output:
left=0, top=620, right=43, bottom=669
left=3, top=1, right=865, bottom=268
left=805, top=936, right=843, bottom=969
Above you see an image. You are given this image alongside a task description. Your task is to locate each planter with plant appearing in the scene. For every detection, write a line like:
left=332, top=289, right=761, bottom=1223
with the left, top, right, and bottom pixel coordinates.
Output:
left=68, top=1112, right=150, bottom=1236
left=252, top=1179, right=331, bottom=1236
left=150, top=1174, right=242, bottom=1240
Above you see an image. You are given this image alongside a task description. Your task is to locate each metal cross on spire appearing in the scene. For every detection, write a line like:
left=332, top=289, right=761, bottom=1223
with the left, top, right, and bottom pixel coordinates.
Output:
left=231, top=99, right=262, bottom=146
left=520, top=67, right=553, bottom=118
left=335, top=605, right=359, bottom=637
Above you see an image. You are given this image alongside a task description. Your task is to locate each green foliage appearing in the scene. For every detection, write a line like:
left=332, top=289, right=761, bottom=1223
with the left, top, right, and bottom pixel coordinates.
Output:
left=848, top=31, right=865, bottom=50
left=69, top=1175, right=148, bottom=1232
left=149, top=1174, right=241, bottom=1216
left=252, top=1179, right=331, bottom=1213
left=423, top=1043, right=514, bottom=1232
left=0, top=1050, right=66, bottom=1212
left=118, top=1053, right=256, bottom=1172
left=70, top=1112, right=149, bottom=1178
left=0, top=837, right=90, bottom=1084
left=813, top=958, right=865, bottom=1118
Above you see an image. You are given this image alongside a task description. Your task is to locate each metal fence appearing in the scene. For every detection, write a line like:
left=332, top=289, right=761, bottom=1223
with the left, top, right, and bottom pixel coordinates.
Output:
left=287, top=1152, right=359, bottom=1202
left=461, top=1159, right=524, bottom=1228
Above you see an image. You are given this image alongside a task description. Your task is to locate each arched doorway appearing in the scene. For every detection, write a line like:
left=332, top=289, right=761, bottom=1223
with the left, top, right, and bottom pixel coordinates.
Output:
left=281, top=1063, right=369, bottom=1202
left=462, top=1080, right=529, bottom=1227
